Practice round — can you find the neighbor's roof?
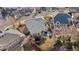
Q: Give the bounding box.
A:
[5,29,25,37]
[0,33,20,46]
[54,13,70,24]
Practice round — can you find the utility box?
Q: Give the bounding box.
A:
[0,33,23,51]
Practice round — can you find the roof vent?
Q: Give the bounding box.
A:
[55,21,60,25]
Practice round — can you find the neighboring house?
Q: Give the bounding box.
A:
[4,28,25,37]
[53,13,71,36]
[0,28,25,51]
[0,32,23,51]
[53,13,70,26]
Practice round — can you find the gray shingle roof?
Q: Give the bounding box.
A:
[25,18,48,35]
[0,33,22,50]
